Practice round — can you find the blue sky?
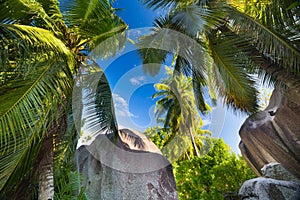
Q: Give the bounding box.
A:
[95,0,248,154]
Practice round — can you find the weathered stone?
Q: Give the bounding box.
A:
[76,129,178,200]
[239,87,300,179]
[238,177,300,200]
[261,163,300,184]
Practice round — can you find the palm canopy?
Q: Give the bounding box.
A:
[153,67,211,159]
[139,0,300,114]
[0,0,126,197]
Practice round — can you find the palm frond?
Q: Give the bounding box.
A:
[74,59,118,146]
[0,0,60,32]
[164,102,177,129]
[35,0,63,20]
[171,5,225,36]
[0,24,74,79]
[208,32,258,114]
[141,0,180,10]
[90,30,127,60]
[65,0,127,50]
[205,64,218,104]
[0,60,73,194]
[137,18,171,76]
[155,98,173,119]
[66,0,112,23]
[138,15,207,76]
[216,25,281,88]
[227,3,300,76]
[192,73,208,113]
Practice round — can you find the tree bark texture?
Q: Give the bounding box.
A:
[38,132,54,200]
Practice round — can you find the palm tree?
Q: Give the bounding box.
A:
[153,67,210,160]
[0,0,126,199]
[139,0,300,178]
[139,0,300,113]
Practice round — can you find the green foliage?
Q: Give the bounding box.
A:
[54,168,88,200]
[53,114,87,199]
[146,127,256,199]
[174,138,256,200]
[145,124,209,162]
[0,0,127,197]
[140,0,300,114]
[144,126,169,149]
[151,67,211,160]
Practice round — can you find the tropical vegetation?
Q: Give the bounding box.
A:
[174,137,256,200]
[0,0,126,199]
[139,0,300,114]
[146,128,256,199]
[141,0,299,197]
[152,67,210,160]
[0,0,299,199]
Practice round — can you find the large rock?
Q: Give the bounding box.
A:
[238,177,300,200]
[239,162,300,199]
[261,163,300,184]
[239,87,300,179]
[76,129,178,199]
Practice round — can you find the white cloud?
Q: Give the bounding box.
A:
[113,93,137,118]
[129,76,146,85]
[203,119,212,126]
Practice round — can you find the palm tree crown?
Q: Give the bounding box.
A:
[153,67,211,160]
[139,0,300,114]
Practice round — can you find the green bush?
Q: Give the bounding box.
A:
[174,138,256,200]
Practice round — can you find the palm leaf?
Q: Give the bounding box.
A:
[137,15,207,76]
[141,0,181,10]
[65,0,127,50]
[171,5,225,36]
[0,24,74,77]
[0,61,73,194]
[192,73,208,113]
[73,60,118,147]
[138,47,169,76]
[0,0,60,32]
[228,4,300,76]
[90,30,127,60]
[35,0,63,20]
[137,17,172,76]
[208,32,258,114]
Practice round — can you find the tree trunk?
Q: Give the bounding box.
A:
[188,127,201,157]
[38,128,55,200]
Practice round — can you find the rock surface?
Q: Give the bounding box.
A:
[239,87,300,179]
[76,129,178,200]
[238,177,300,200]
[261,163,300,184]
[239,163,300,200]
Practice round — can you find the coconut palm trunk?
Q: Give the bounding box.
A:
[38,139,54,200]
[188,127,200,157]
